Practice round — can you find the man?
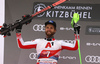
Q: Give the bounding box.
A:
[16,20,80,64]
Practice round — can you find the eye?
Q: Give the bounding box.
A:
[50,27,53,29]
[47,27,49,29]
[45,26,49,29]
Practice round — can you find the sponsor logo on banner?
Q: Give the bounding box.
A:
[85,55,100,63]
[86,42,100,46]
[29,52,76,60]
[63,40,75,44]
[33,24,45,32]
[33,24,74,32]
[86,26,100,35]
[59,56,76,60]
[32,2,100,21]
[29,52,37,60]
[34,3,46,17]
[60,27,74,31]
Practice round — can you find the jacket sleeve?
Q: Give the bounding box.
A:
[16,33,37,49]
[61,34,79,50]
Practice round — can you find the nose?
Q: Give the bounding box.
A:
[47,28,51,31]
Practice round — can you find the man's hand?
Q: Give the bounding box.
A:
[15,19,23,33]
[74,23,81,34]
[15,14,32,33]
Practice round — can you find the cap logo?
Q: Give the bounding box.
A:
[48,20,54,23]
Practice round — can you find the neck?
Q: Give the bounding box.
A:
[45,36,55,41]
[46,35,54,38]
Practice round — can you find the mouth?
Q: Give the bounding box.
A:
[47,31,51,34]
[46,31,52,35]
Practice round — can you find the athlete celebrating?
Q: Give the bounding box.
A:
[16,20,80,64]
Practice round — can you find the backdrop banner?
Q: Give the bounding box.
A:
[4,1,100,64]
[33,2,100,21]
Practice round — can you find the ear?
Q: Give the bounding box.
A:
[54,29,56,33]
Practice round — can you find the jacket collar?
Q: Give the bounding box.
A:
[45,37,55,41]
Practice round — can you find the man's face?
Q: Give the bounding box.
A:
[45,24,56,38]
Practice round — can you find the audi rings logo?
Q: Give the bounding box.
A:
[85,55,100,63]
[29,52,37,60]
[34,3,46,17]
[33,24,45,32]
[61,40,75,44]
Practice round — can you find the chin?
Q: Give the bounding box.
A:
[46,34,52,37]
[47,34,52,37]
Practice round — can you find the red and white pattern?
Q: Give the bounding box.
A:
[16,33,78,64]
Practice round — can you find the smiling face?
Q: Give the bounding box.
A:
[45,24,56,38]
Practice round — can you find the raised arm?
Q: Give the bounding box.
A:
[61,35,78,50]
[16,33,37,49]
[15,17,37,49]
[61,23,80,50]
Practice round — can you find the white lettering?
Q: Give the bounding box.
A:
[46,11,51,17]
[88,12,91,19]
[54,6,75,10]
[65,11,69,18]
[86,43,100,46]
[44,11,91,19]
[76,6,92,10]
[59,11,64,18]
[52,11,54,17]
[55,11,59,17]
[83,12,87,18]
[59,56,76,59]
